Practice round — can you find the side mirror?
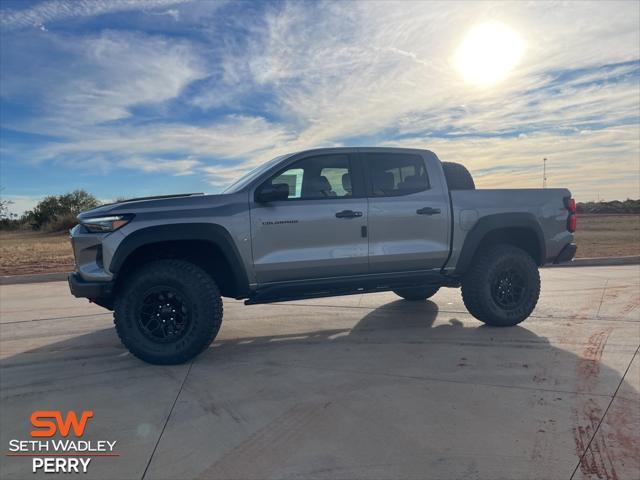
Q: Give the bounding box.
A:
[255,183,289,203]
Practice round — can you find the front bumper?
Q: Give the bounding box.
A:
[68,272,114,299]
[553,243,577,264]
[68,224,116,283]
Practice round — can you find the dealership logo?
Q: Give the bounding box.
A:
[31,411,94,437]
[6,411,118,474]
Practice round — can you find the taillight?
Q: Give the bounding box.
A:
[565,197,577,232]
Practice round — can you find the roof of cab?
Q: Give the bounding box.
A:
[288,146,437,157]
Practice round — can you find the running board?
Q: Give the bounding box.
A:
[245,271,460,305]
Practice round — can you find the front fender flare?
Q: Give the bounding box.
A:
[109,223,250,297]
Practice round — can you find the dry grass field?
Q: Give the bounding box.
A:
[0,230,74,276]
[0,214,638,276]
[574,214,640,258]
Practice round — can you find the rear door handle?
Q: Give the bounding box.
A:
[335,210,363,218]
[416,207,441,215]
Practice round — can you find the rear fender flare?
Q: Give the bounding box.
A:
[454,213,546,275]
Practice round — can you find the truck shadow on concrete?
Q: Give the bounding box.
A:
[0,299,638,479]
[210,300,558,359]
[198,300,638,480]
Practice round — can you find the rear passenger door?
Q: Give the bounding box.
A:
[364,151,451,273]
[250,153,368,284]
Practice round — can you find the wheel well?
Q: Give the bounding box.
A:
[114,240,241,298]
[476,227,543,265]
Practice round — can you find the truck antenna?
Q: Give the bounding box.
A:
[543,158,547,188]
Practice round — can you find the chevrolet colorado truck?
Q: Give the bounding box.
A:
[68,147,577,364]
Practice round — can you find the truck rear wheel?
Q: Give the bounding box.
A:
[393,286,440,301]
[461,244,540,327]
[114,259,222,365]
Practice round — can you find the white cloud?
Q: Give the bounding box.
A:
[55,31,204,126]
[1,31,208,142]
[0,0,189,30]
[187,0,639,197]
[120,157,201,176]
[230,1,639,143]
[29,115,293,163]
[148,8,180,21]
[1,1,638,200]
[389,125,640,201]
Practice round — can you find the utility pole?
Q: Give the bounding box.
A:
[543,157,547,188]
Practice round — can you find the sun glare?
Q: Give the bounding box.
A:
[454,21,524,87]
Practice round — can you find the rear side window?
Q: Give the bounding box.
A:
[366,153,430,196]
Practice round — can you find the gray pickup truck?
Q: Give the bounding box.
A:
[68,147,576,364]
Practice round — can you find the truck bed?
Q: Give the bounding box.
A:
[444,188,573,272]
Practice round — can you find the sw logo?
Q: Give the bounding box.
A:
[31,410,94,437]
[7,410,118,474]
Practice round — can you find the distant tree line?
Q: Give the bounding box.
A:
[576,198,640,214]
[0,190,99,232]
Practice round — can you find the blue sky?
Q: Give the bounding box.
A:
[1,0,639,214]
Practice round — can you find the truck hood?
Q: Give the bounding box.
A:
[77,192,239,221]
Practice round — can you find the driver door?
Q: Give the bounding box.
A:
[250,153,368,284]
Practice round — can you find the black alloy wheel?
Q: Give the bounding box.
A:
[138,287,191,342]
[490,268,526,310]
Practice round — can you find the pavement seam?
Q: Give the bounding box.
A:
[141,361,194,480]
[595,279,608,318]
[0,312,112,325]
[569,343,640,480]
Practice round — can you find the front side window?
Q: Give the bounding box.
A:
[264,154,353,200]
[367,153,430,196]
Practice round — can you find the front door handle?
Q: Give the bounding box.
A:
[336,210,363,218]
[416,207,441,215]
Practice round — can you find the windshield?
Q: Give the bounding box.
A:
[222,154,291,193]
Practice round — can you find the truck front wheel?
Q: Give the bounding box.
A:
[461,244,540,327]
[114,259,223,364]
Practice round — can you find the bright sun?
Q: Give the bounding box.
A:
[454,21,524,87]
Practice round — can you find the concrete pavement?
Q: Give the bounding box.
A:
[1,266,638,479]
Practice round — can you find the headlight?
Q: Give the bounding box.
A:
[81,214,133,233]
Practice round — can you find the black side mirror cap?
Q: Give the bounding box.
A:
[255,183,289,203]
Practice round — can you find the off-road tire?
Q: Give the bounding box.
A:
[114,259,222,364]
[442,162,475,190]
[461,244,540,326]
[393,286,440,301]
